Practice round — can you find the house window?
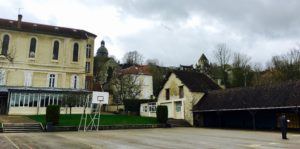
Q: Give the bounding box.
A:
[86,44,91,58]
[165,88,170,100]
[85,62,90,73]
[179,85,184,98]
[48,74,56,88]
[149,102,156,113]
[24,71,32,87]
[71,75,79,89]
[85,78,92,90]
[53,40,59,60]
[1,34,10,55]
[0,70,6,85]
[143,105,148,112]
[176,102,182,112]
[73,43,79,62]
[29,38,36,58]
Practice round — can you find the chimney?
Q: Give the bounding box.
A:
[17,14,22,28]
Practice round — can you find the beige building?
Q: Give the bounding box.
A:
[120,65,154,100]
[155,71,220,125]
[0,15,96,115]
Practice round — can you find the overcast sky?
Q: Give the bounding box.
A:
[0,0,299,67]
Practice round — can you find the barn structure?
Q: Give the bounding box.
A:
[193,81,300,130]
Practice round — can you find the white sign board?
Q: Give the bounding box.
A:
[92,92,109,104]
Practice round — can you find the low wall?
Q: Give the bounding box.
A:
[106,105,124,112]
[140,111,156,117]
[51,124,166,132]
[8,107,92,115]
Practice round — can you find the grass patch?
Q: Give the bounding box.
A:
[27,114,158,126]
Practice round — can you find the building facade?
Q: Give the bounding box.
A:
[156,71,220,125]
[0,15,96,115]
[120,65,154,100]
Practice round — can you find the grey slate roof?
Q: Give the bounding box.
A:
[0,18,96,39]
[173,71,221,92]
[193,81,300,112]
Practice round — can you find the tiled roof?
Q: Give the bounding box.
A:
[173,71,221,92]
[0,17,96,39]
[193,81,300,112]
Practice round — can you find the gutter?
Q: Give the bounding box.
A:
[193,106,299,113]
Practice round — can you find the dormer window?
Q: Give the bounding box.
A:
[73,43,79,62]
[52,40,59,60]
[29,38,36,58]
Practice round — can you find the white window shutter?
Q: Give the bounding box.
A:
[24,71,33,87]
[0,70,6,85]
[70,75,73,88]
[54,74,58,87]
[77,76,80,89]
[47,74,50,87]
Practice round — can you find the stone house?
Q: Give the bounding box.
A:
[156,71,220,125]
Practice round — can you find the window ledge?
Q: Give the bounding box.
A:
[51,60,59,63]
[28,58,35,61]
[71,61,79,64]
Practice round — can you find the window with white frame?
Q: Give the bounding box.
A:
[86,44,91,58]
[142,105,148,112]
[149,102,156,113]
[48,74,56,88]
[71,75,80,89]
[24,71,32,87]
[0,70,6,85]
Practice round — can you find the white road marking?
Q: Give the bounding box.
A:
[291,134,300,137]
[4,135,20,149]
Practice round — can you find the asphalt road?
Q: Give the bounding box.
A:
[1,128,300,149]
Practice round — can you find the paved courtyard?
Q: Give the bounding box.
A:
[1,128,300,149]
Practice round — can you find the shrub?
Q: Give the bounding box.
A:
[123,99,155,113]
[46,105,60,125]
[156,105,168,124]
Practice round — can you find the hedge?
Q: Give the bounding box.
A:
[46,105,60,125]
[156,105,168,124]
[123,99,155,113]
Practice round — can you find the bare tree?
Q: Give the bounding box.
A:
[111,68,142,110]
[231,52,252,87]
[123,51,144,65]
[213,43,232,87]
[271,47,300,81]
[146,58,160,66]
[232,53,251,69]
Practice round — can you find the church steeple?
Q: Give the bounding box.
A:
[101,40,105,47]
[96,40,108,57]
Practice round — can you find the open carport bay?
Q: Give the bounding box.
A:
[1,128,300,149]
